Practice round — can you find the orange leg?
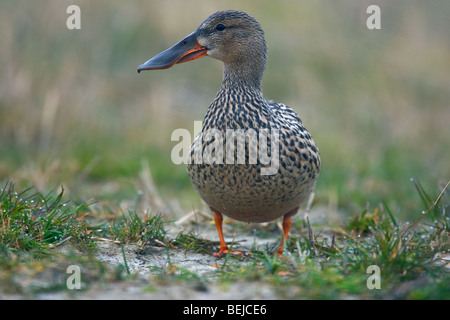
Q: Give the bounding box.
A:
[213,211,246,258]
[276,214,293,256]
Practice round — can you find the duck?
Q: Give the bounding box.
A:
[138,10,320,257]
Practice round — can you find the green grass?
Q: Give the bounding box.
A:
[0,181,95,257]
[172,232,219,255]
[0,181,168,294]
[0,181,113,295]
[110,210,166,246]
[153,180,449,299]
[208,186,449,299]
[0,179,448,299]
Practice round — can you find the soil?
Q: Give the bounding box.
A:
[1,214,295,300]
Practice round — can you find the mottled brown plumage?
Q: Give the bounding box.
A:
[138,10,320,256]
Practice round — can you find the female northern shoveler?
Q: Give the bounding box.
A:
[138,10,320,257]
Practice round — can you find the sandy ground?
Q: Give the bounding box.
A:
[2,207,448,300]
[1,215,294,300]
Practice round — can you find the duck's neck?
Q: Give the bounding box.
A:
[222,61,264,92]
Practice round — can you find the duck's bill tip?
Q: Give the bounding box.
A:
[137,61,171,73]
[137,32,207,73]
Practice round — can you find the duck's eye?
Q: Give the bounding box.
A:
[215,24,226,31]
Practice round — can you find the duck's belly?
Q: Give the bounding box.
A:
[187,161,318,223]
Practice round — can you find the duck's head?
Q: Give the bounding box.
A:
[138,10,267,88]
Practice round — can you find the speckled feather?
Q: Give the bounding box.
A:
[187,78,320,222]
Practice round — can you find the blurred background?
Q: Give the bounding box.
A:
[0,0,449,220]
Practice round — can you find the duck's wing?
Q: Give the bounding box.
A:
[268,101,306,132]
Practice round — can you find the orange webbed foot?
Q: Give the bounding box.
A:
[212,211,250,258]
